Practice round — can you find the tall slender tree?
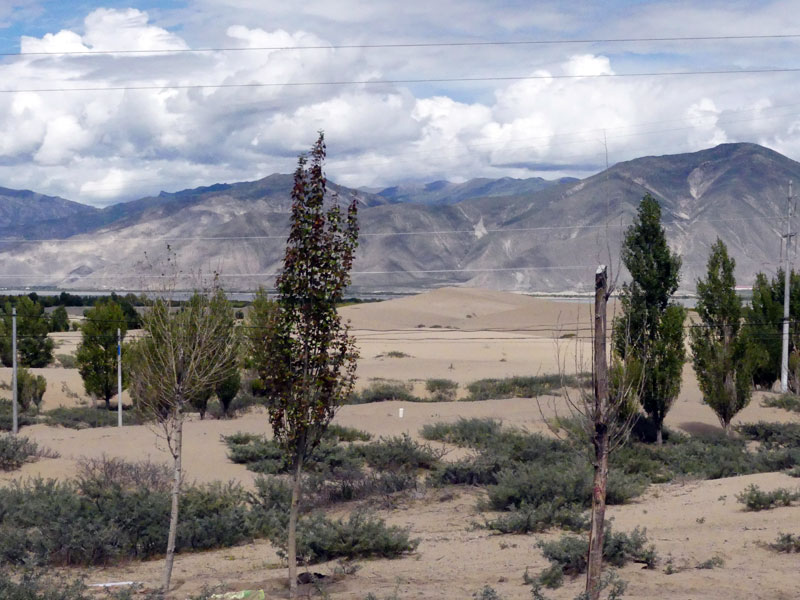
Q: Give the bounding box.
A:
[253,133,359,598]
[690,239,756,434]
[613,194,686,443]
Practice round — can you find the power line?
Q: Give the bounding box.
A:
[4,66,800,94]
[10,32,800,57]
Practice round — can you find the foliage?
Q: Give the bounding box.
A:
[420,417,503,447]
[76,300,128,409]
[358,434,442,471]
[613,194,685,443]
[49,306,70,333]
[736,484,800,511]
[745,269,800,388]
[425,378,458,401]
[348,380,421,404]
[769,532,800,553]
[762,394,800,412]
[736,421,800,449]
[690,239,757,433]
[465,374,576,401]
[484,503,588,534]
[16,367,47,412]
[56,353,77,369]
[327,423,372,442]
[0,399,35,431]
[42,406,147,429]
[215,369,242,417]
[535,528,656,588]
[0,569,91,600]
[0,297,54,367]
[0,434,57,471]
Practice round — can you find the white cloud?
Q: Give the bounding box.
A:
[0,4,799,204]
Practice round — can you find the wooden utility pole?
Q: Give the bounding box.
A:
[586,265,610,600]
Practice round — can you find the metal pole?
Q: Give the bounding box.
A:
[11,307,17,434]
[781,181,794,393]
[117,328,122,427]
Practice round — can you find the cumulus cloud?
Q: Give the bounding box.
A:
[0,4,798,204]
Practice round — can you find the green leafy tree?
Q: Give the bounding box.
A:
[690,239,756,435]
[215,369,241,417]
[49,306,70,332]
[16,367,46,412]
[128,285,239,594]
[76,301,128,410]
[0,297,55,367]
[254,133,359,598]
[745,269,800,389]
[613,194,686,444]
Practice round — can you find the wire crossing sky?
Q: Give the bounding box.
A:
[0,1,799,205]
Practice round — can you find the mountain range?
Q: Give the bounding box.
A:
[0,142,797,294]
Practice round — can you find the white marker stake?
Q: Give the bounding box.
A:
[398,407,404,419]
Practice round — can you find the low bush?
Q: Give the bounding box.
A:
[348,380,421,404]
[737,422,800,449]
[0,434,58,471]
[358,434,443,471]
[76,455,172,493]
[484,503,588,534]
[0,569,90,600]
[428,454,507,487]
[769,532,800,553]
[42,406,148,429]
[762,394,800,413]
[535,528,656,588]
[736,484,800,511]
[225,434,363,475]
[55,354,78,369]
[16,368,46,412]
[0,399,35,431]
[327,424,372,442]
[421,418,503,447]
[305,470,418,506]
[425,379,458,402]
[465,375,571,401]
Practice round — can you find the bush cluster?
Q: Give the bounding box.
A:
[464,375,575,401]
[42,406,149,429]
[0,434,57,471]
[769,532,800,553]
[737,421,800,449]
[347,380,421,404]
[762,394,800,413]
[736,484,800,511]
[425,379,458,402]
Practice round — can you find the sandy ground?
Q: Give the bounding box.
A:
[2,287,800,599]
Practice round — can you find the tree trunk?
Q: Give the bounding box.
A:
[586,265,609,600]
[288,455,303,598]
[656,424,663,445]
[163,417,183,594]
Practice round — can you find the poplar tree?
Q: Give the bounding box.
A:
[613,194,685,443]
[255,132,359,598]
[690,239,755,434]
[76,300,128,409]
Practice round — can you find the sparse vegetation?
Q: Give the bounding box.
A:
[348,380,421,404]
[768,532,800,553]
[42,406,148,429]
[736,484,800,511]
[425,378,458,401]
[55,354,77,369]
[0,434,58,471]
[762,394,800,413]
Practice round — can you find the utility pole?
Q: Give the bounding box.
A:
[586,265,610,600]
[11,307,17,434]
[117,327,123,428]
[781,181,795,393]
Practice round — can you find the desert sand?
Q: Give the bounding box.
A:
[2,287,799,599]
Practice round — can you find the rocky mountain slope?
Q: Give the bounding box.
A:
[0,142,796,293]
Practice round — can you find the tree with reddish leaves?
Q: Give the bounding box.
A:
[256,132,359,597]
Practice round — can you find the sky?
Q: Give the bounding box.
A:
[0,0,799,206]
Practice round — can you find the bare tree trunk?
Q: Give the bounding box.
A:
[656,424,663,445]
[163,417,183,594]
[288,455,304,599]
[586,266,610,600]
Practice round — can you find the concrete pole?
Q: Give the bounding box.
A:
[11,307,17,434]
[117,328,123,427]
[781,181,794,393]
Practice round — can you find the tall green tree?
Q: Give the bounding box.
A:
[49,306,70,332]
[613,194,686,444]
[690,239,756,435]
[76,301,128,409]
[745,269,800,388]
[254,133,359,598]
[128,286,238,594]
[0,297,55,367]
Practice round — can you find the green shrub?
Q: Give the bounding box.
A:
[348,380,421,404]
[385,351,411,358]
[16,367,46,412]
[327,424,372,442]
[56,354,78,369]
[42,406,147,429]
[225,434,363,475]
[425,379,458,402]
[0,434,57,471]
[536,528,656,588]
[428,454,507,487]
[358,433,442,471]
[305,470,418,506]
[696,555,725,569]
[0,399,35,431]
[472,586,502,600]
[420,418,502,447]
[484,503,588,534]
[769,532,800,553]
[737,422,800,449]
[76,455,172,493]
[762,394,800,413]
[290,511,418,564]
[465,375,572,401]
[0,569,90,600]
[736,484,800,511]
